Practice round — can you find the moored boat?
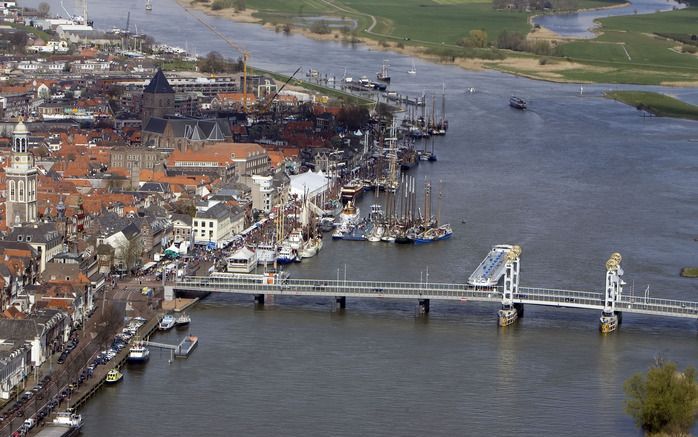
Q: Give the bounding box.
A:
[158,314,175,330]
[175,335,199,358]
[276,244,298,264]
[128,342,150,362]
[52,411,83,430]
[256,242,277,265]
[377,60,391,83]
[300,236,323,258]
[105,369,123,384]
[175,312,191,328]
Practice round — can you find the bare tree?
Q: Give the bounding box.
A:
[38,2,50,17]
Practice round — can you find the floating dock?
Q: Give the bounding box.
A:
[467,244,513,287]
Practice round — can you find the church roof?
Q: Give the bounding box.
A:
[143,69,175,94]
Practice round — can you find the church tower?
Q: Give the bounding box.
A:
[6,120,38,228]
[141,69,175,128]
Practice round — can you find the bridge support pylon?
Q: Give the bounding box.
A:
[254,294,265,306]
[498,245,522,327]
[600,252,624,333]
[416,299,430,316]
[335,296,346,310]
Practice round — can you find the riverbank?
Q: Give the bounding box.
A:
[605,90,698,120]
[175,0,698,87]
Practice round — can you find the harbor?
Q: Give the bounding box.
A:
[15,0,698,435]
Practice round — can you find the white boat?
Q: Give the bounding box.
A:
[367,225,385,242]
[408,59,416,75]
[175,312,191,328]
[300,236,323,258]
[158,314,175,330]
[145,0,152,10]
[128,342,150,362]
[256,243,277,265]
[276,244,297,264]
[337,201,360,225]
[53,412,83,429]
[286,229,304,251]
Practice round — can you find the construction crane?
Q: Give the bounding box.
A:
[179,6,252,112]
[261,67,302,112]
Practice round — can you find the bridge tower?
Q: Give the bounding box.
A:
[600,252,624,333]
[498,245,522,327]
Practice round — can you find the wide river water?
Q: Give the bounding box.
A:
[25,0,698,435]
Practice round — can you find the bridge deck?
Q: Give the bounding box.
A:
[172,276,698,320]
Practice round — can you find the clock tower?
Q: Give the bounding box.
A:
[6,120,38,227]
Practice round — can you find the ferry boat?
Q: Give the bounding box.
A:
[52,411,83,430]
[175,313,191,328]
[175,335,198,358]
[105,369,123,384]
[158,314,176,330]
[498,306,518,327]
[128,342,150,362]
[509,96,527,110]
[599,311,619,333]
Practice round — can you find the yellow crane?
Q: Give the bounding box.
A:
[180,6,252,112]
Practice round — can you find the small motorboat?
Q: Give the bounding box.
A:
[158,314,175,330]
[175,313,191,328]
[105,369,123,384]
[509,96,527,110]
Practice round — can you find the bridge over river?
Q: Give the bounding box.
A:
[165,250,698,332]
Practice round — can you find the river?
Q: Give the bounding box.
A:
[533,0,685,38]
[23,0,698,435]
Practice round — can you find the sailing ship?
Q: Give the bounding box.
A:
[407,59,416,75]
[376,60,391,82]
[145,0,152,10]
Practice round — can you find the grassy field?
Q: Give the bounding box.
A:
[605,91,698,120]
[199,0,698,86]
[680,267,698,278]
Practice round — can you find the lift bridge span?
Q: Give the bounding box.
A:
[165,248,698,331]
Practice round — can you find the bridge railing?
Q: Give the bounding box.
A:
[617,296,698,317]
[174,276,698,318]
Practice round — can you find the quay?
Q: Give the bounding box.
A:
[61,316,160,411]
[167,249,698,333]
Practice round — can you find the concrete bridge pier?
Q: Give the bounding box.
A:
[254,294,265,306]
[417,299,430,316]
[334,296,346,311]
[514,303,524,318]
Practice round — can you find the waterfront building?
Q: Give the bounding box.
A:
[193,203,245,248]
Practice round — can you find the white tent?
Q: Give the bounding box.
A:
[289,170,330,199]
